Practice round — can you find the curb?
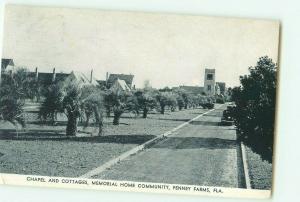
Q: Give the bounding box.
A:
[79,105,223,178]
[240,142,252,189]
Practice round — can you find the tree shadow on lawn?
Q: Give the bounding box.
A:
[27,121,130,126]
[189,120,221,126]
[147,118,192,122]
[202,114,222,117]
[0,130,155,145]
[152,137,237,150]
[191,112,204,115]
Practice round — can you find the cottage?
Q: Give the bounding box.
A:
[106,73,134,89]
[97,72,135,91]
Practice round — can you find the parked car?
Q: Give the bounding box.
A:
[201,102,214,109]
[220,106,234,126]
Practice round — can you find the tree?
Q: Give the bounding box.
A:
[226,87,233,102]
[174,89,191,109]
[230,56,277,162]
[62,79,82,136]
[105,90,133,125]
[173,89,186,110]
[126,92,140,117]
[176,95,185,110]
[0,68,28,135]
[135,90,157,118]
[81,86,105,135]
[39,83,64,125]
[190,95,200,108]
[156,92,177,114]
[215,94,225,104]
[182,91,191,109]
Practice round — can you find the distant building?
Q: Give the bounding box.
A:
[97,72,134,91]
[1,58,98,88]
[1,58,14,73]
[204,69,216,96]
[36,68,70,87]
[172,68,227,96]
[106,73,134,88]
[177,85,204,95]
[110,78,131,94]
[66,70,98,86]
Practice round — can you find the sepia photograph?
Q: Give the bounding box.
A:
[0,4,279,199]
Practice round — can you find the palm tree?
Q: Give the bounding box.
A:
[104,90,133,125]
[0,68,27,136]
[62,80,82,136]
[39,83,64,125]
[135,90,157,118]
[81,86,105,135]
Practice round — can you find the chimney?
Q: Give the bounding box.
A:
[35,67,38,81]
[90,69,93,83]
[52,68,56,82]
[106,72,109,85]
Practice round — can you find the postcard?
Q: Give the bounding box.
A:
[0,4,280,199]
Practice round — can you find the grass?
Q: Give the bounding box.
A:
[245,146,273,190]
[0,140,135,177]
[0,107,207,177]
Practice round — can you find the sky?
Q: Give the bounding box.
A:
[2,5,280,88]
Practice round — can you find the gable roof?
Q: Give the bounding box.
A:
[67,71,98,86]
[37,72,70,86]
[110,78,131,93]
[107,73,134,87]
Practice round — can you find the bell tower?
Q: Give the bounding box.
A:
[204,68,215,96]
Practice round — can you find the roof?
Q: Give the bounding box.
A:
[179,85,204,95]
[55,73,70,82]
[37,73,54,85]
[205,69,215,73]
[107,73,134,87]
[36,72,70,86]
[110,78,131,92]
[97,80,106,86]
[68,71,98,86]
[4,65,15,72]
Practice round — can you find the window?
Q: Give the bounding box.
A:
[207,74,213,80]
[207,85,211,91]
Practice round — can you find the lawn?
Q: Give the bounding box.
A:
[0,107,208,177]
[245,146,273,190]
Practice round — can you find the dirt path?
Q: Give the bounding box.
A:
[92,105,242,188]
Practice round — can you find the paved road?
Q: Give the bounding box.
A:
[93,104,243,188]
